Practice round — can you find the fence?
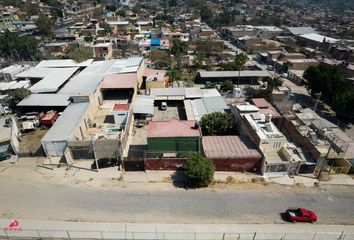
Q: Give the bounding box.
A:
[1,229,353,240]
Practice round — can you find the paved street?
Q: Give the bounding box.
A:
[0,165,354,224]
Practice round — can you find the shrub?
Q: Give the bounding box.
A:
[184,154,215,188]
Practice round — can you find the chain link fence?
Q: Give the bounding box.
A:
[1,229,353,240]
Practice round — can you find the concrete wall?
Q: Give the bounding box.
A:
[278,118,320,161]
[146,80,165,89]
[94,138,121,160]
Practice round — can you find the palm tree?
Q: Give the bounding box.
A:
[234,53,248,87]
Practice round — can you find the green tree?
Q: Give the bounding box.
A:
[171,39,187,69]
[106,4,117,12]
[0,31,42,61]
[169,0,177,7]
[244,78,283,102]
[304,63,354,118]
[168,69,182,87]
[171,38,187,56]
[67,46,93,63]
[220,80,234,92]
[200,5,213,24]
[84,35,94,42]
[234,53,248,86]
[5,88,31,109]
[200,112,238,136]
[184,154,215,188]
[35,13,55,35]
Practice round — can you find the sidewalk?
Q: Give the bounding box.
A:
[1,219,354,240]
[266,174,354,187]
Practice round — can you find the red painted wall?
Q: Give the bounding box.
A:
[144,158,186,170]
[212,158,262,173]
[144,157,262,173]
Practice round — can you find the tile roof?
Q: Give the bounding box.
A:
[202,136,262,159]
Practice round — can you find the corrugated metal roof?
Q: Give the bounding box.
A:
[100,73,137,89]
[59,57,143,96]
[30,67,79,93]
[42,102,89,142]
[201,88,222,98]
[198,70,270,78]
[202,96,229,113]
[191,99,207,121]
[287,27,316,35]
[8,80,30,90]
[147,119,201,138]
[0,81,17,91]
[35,59,93,68]
[202,136,262,159]
[15,67,55,79]
[133,95,154,115]
[17,94,71,107]
[58,61,115,96]
[183,100,195,121]
[299,33,339,43]
[185,87,203,99]
[150,88,186,97]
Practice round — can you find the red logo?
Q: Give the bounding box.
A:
[4,220,22,232]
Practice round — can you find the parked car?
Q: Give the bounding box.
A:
[281,73,288,78]
[160,102,167,111]
[267,65,274,71]
[286,208,317,223]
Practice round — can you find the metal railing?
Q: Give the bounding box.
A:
[1,229,352,240]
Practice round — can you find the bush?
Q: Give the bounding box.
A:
[184,154,215,188]
[200,112,238,136]
[220,80,234,92]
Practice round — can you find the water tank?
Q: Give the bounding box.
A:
[265,113,272,123]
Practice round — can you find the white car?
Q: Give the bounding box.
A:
[281,73,288,78]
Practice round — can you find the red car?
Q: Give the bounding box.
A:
[286,208,317,223]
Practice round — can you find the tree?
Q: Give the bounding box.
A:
[5,88,31,109]
[220,80,234,92]
[234,53,248,87]
[244,78,283,102]
[199,112,238,136]
[171,38,187,57]
[106,4,117,12]
[168,69,182,87]
[169,0,177,7]
[35,13,55,35]
[84,35,94,42]
[304,63,354,118]
[184,154,215,188]
[0,31,42,61]
[67,46,93,63]
[171,39,187,69]
[151,50,171,69]
[200,5,213,24]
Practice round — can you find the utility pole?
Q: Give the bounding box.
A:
[318,140,333,181]
[313,92,322,113]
